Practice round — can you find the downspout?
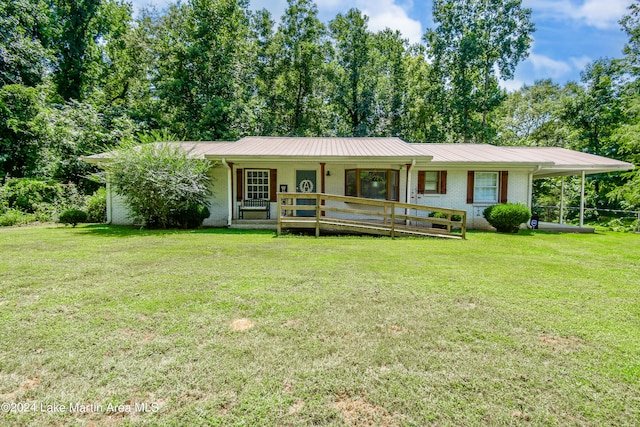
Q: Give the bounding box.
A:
[406,160,416,226]
[406,160,416,204]
[222,158,233,227]
[106,181,113,224]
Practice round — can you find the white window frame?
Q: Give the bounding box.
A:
[474,172,499,204]
[423,171,440,193]
[245,169,270,200]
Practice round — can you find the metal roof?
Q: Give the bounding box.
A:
[192,136,429,159]
[409,143,544,164]
[502,147,634,177]
[82,138,634,177]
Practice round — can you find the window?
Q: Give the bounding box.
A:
[467,171,508,204]
[245,169,270,200]
[418,171,447,194]
[474,172,498,203]
[345,169,400,201]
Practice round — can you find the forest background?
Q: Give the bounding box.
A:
[1,0,639,227]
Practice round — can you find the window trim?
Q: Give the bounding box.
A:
[345,169,400,201]
[473,171,499,204]
[418,171,447,194]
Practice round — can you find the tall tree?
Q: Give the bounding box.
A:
[0,0,53,88]
[371,29,408,137]
[52,0,133,102]
[424,0,534,142]
[151,0,251,140]
[562,59,627,157]
[561,59,632,212]
[495,79,572,147]
[620,0,640,75]
[0,85,43,178]
[269,0,331,136]
[329,8,376,136]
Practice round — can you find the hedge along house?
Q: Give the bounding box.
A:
[84,136,634,231]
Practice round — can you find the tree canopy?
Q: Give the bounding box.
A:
[0,0,637,214]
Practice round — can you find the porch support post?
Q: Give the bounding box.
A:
[560,176,565,224]
[527,172,533,210]
[228,161,234,221]
[320,162,326,217]
[580,170,586,228]
[222,159,233,226]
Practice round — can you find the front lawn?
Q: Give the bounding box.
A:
[0,225,638,425]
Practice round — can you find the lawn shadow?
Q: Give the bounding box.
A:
[73,224,276,238]
[466,229,557,237]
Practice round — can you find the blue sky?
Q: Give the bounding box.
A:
[131,0,632,91]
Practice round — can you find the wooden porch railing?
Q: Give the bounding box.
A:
[277,193,466,239]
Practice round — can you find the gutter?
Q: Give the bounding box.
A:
[221,158,233,227]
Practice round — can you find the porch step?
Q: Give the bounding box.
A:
[231,220,277,230]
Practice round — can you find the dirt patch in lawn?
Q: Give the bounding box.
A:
[1,376,41,401]
[540,333,582,351]
[231,318,254,331]
[288,398,305,415]
[332,394,399,427]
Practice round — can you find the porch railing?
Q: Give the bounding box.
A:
[276,193,466,239]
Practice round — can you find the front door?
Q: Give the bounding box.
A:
[296,170,317,217]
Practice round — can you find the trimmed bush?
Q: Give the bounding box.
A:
[483,203,531,233]
[86,188,107,223]
[59,209,88,227]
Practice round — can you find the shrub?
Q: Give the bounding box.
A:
[170,204,210,229]
[483,203,531,233]
[86,188,107,223]
[106,136,213,229]
[59,209,88,227]
[0,178,60,213]
[0,209,34,227]
[0,178,85,223]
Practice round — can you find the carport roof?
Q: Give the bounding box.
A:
[502,147,634,177]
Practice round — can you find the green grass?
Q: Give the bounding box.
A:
[0,225,638,426]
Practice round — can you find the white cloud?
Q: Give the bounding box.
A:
[529,52,573,78]
[360,0,423,44]
[570,55,592,71]
[250,0,288,18]
[500,78,527,92]
[525,0,629,29]
[132,0,424,44]
[317,0,424,44]
[131,0,173,14]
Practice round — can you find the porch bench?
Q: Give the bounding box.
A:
[239,199,271,219]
